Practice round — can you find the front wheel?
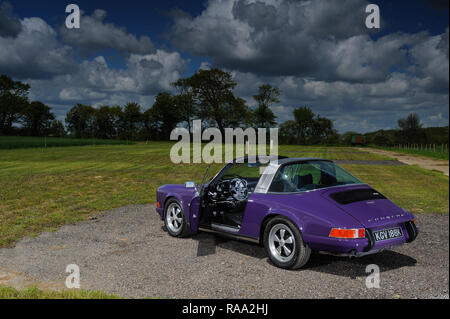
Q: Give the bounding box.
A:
[164,199,189,237]
[263,217,311,270]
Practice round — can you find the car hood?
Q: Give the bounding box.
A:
[321,185,414,228]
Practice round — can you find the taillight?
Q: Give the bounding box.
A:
[329,228,365,239]
[156,202,160,208]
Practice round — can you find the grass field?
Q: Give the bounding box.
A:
[0,136,134,149]
[0,285,120,299]
[371,145,449,160]
[0,142,448,249]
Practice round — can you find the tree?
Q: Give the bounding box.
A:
[65,104,97,138]
[293,106,315,144]
[21,101,55,136]
[398,113,422,131]
[222,96,252,128]
[310,115,335,144]
[177,69,248,136]
[172,78,198,133]
[119,102,143,140]
[397,113,425,143]
[0,74,30,135]
[148,92,183,140]
[373,131,395,146]
[95,105,122,139]
[173,93,197,133]
[252,84,279,128]
[279,120,299,145]
[47,120,66,137]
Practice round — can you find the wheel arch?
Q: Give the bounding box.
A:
[163,195,182,215]
[259,211,304,245]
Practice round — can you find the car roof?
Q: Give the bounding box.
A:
[230,156,331,165]
[230,155,287,164]
[277,157,332,165]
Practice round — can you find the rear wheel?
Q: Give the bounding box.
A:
[263,217,311,269]
[164,199,189,237]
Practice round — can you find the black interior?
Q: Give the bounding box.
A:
[269,167,339,193]
[294,173,313,188]
[200,176,255,228]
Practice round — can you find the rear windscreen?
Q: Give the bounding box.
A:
[329,188,386,205]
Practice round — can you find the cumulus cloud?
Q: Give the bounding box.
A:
[27,49,188,118]
[0,17,78,78]
[168,0,448,132]
[170,0,406,81]
[1,1,447,133]
[0,3,186,116]
[0,2,21,37]
[65,50,187,95]
[229,68,448,132]
[59,9,155,55]
[170,0,448,87]
[409,28,449,93]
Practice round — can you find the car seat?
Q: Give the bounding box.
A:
[295,173,313,188]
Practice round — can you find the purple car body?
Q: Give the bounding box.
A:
[156,157,418,268]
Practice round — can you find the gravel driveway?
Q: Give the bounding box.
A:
[0,205,448,299]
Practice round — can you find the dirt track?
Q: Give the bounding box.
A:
[0,205,448,299]
[362,148,449,176]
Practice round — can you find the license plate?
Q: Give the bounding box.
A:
[373,227,403,242]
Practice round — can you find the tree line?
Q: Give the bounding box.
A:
[0,75,64,137]
[0,70,337,144]
[2,71,446,146]
[364,113,449,146]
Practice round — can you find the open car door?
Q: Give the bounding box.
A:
[187,164,211,234]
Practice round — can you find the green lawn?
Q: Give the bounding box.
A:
[0,136,134,149]
[0,142,448,248]
[0,286,120,299]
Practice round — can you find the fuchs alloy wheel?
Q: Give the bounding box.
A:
[263,217,311,270]
[164,199,189,237]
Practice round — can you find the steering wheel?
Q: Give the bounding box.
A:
[229,178,249,201]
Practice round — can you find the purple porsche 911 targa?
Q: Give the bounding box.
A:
[156,156,418,269]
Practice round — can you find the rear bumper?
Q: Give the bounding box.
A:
[306,220,419,257]
[404,220,419,243]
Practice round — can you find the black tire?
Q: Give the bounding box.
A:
[263,216,311,270]
[164,198,190,237]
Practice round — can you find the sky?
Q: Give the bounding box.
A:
[0,0,448,133]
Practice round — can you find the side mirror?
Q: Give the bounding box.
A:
[185,181,196,188]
